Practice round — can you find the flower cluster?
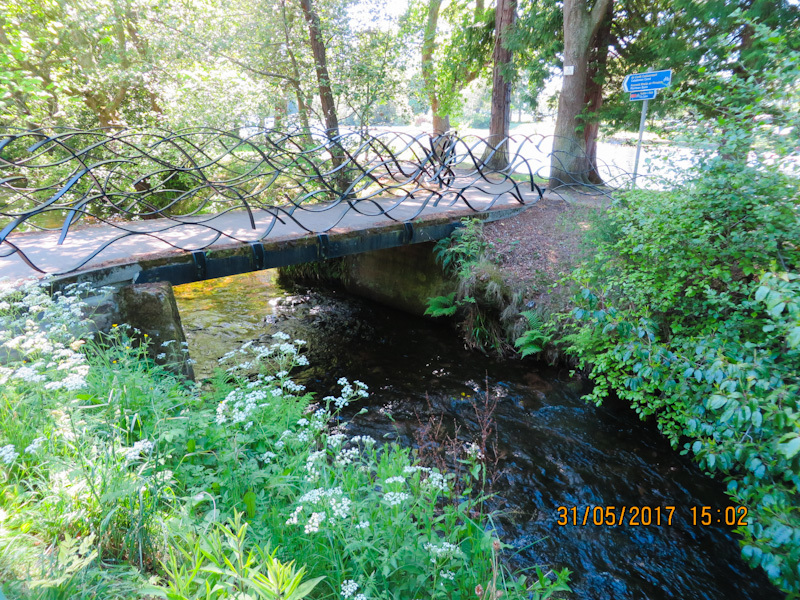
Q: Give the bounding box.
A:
[125,440,155,461]
[423,541,462,563]
[0,279,95,392]
[324,378,369,410]
[340,580,367,600]
[218,334,309,373]
[25,437,46,454]
[383,491,410,507]
[0,444,19,465]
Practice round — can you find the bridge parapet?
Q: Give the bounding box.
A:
[0,128,628,283]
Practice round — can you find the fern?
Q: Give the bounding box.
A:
[515,310,551,357]
[424,293,458,317]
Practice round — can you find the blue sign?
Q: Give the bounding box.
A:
[630,89,657,101]
[623,69,672,93]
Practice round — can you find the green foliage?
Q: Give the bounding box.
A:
[514,311,552,358]
[163,513,322,600]
[423,292,458,317]
[426,218,526,354]
[561,144,800,594]
[0,280,569,599]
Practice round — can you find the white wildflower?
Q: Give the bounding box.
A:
[424,541,461,563]
[424,472,449,492]
[403,465,431,475]
[304,511,326,533]
[125,440,155,461]
[25,437,46,454]
[384,476,405,485]
[286,505,303,525]
[383,491,410,506]
[335,447,359,466]
[355,520,370,529]
[0,444,19,465]
[329,495,352,519]
[341,580,359,599]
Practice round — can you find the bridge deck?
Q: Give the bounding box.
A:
[0,174,539,286]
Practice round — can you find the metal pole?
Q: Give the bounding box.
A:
[632,66,653,188]
[632,98,648,188]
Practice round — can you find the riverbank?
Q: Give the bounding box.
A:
[483,192,606,315]
[485,161,800,598]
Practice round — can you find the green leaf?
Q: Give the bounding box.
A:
[754,285,770,302]
[778,436,800,459]
[708,395,727,410]
[787,327,800,349]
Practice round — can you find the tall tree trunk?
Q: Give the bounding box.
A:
[280,0,312,142]
[299,0,339,137]
[422,0,449,134]
[298,0,347,192]
[549,0,613,188]
[583,1,613,184]
[482,0,516,171]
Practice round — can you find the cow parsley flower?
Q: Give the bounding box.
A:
[25,437,45,454]
[383,491,410,506]
[125,440,154,461]
[304,511,326,533]
[341,580,359,599]
[0,444,19,465]
[286,505,303,525]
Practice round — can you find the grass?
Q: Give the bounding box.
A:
[0,279,570,600]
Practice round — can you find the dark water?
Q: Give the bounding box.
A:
[174,271,781,600]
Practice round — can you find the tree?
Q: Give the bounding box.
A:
[549,0,613,187]
[412,0,494,134]
[299,0,341,138]
[0,0,162,128]
[482,0,517,170]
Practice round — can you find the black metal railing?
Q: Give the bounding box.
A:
[0,127,633,275]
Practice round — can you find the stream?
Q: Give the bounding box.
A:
[174,270,781,600]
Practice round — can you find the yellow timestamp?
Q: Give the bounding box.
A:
[556,505,676,526]
[690,506,749,526]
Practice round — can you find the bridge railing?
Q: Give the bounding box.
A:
[0,127,648,275]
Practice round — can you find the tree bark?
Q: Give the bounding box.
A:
[583,1,613,184]
[422,0,449,134]
[482,0,516,170]
[299,0,340,137]
[549,0,613,188]
[298,0,347,192]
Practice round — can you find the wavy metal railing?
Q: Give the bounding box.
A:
[0,127,631,276]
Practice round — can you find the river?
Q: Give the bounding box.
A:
[174,270,780,600]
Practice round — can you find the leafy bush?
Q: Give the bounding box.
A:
[561,156,800,594]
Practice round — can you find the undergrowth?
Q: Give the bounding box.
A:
[425,218,536,355]
[0,277,570,600]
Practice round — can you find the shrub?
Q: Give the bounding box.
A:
[561,156,800,594]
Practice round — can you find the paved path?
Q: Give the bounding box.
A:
[0,174,540,282]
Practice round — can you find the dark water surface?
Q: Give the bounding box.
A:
[174,271,780,600]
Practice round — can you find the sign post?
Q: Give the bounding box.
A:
[623,68,672,187]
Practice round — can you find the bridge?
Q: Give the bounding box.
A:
[0,128,621,289]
